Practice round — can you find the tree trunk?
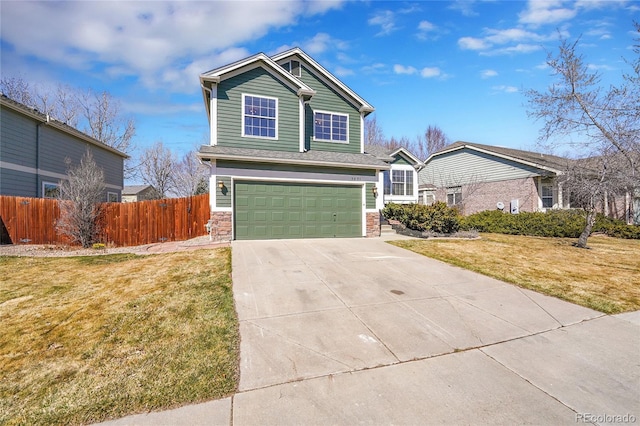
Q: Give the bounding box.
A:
[576,210,596,248]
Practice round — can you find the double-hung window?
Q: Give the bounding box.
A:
[243,94,277,139]
[314,111,348,143]
[390,170,414,196]
[447,187,462,206]
[541,181,554,208]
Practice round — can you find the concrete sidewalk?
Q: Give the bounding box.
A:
[100,237,639,425]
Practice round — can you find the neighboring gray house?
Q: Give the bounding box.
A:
[197,48,388,241]
[0,95,127,201]
[418,141,571,215]
[365,145,422,204]
[122,185,158,203]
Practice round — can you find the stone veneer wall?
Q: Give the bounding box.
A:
[208,211,232,242]
[366,212,381,237]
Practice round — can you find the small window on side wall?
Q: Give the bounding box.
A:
[43,182,60,199]
[447,187,462,206]
[107,192,119,202]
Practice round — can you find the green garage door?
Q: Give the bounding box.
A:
[234,181,362,240]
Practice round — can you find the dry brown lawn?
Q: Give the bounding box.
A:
[391,233,640,314]
[0,248,238,426]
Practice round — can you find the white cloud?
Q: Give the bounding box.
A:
[481,69,498,78]
[0,1,333,94]
[303,32,348,55]
[417,20,440,40]
[334,66,354,77]
[459,27,562,55]
[362,63,387,74]
[518,0,577,27]
[420,67,441,78]
[368,10,398,36]
[393,64,417,75]
[458,37,489,50]
[492,85,519,93]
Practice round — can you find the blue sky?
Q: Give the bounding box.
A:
[1,0,637,166]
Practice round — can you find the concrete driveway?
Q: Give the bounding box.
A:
[102,237,639,425]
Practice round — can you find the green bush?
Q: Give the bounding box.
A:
[382,202,461,234]
[459,209,640,239]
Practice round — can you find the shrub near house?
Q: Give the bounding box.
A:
[382,202,460,234]
[382,202,640,239]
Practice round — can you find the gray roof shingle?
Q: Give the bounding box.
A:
[198,145,389,169]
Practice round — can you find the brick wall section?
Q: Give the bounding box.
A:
[366,212,381,237]
[208,211,232,242]
[434,177,539,215]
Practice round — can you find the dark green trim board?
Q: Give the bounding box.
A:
[234,181,362,240]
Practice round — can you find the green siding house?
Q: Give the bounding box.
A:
[0,95,127,201]
[198,48,388,241]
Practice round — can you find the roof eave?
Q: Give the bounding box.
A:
[427,143,563,175]
[197,151,390,170]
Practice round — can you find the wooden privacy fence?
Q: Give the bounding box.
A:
[0,194,211,247]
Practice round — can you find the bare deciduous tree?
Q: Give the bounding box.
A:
[79,89,135,154]
[0,76,33,106]
[526,26,640,248]
[365,114,385,147]
[172,150,209,197]
[56,151,106,248]
[138,141,176,199]
[413,125,450,161]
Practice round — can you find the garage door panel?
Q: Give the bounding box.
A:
[234,181,362,240]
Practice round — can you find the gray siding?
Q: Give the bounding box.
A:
[419,148,547,188]
[0,168,38,197]
[39,125,124,190]
[217,67,299,152]
[1,107,38,168]
[300,64,361,154]
[1,103,124,200]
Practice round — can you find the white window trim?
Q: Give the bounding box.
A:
[384,166,416,200]
[42,181,60,199]
[290,60,301,77]
[107,191,119,202]
[313,109,349,144]
[241,93,278,140]
[447,186,462,206]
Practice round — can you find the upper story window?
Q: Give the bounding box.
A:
[314,111,348,143]
[242,94,277,139]
[283,60,301,77]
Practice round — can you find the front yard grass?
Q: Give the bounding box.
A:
[390,233,640,314]
[0,249,238,426]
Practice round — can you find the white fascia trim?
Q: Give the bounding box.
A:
[426,144,562,174]
[210,85,218,146]
[375,171,384,210]
[272,48,374,113]
[389,147,422,166]
[299,96,305,152]
[1,161,122,190]
[360,113,364,154]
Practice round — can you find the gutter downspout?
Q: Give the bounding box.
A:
[35,114,50,196]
